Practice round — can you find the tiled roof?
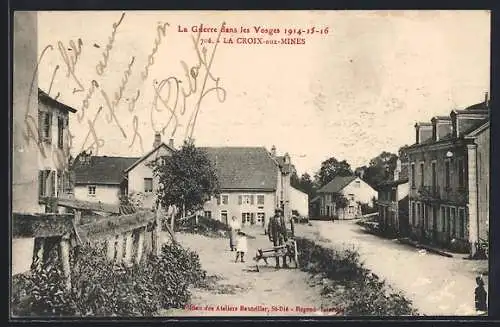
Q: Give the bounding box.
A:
[317,175,357,194]
[73,156,140,185]
[199,147,278,191]
[39,88,77,113]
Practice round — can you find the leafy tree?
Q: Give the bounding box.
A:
[359,151,398,189]
[315,157,353,187]
[153,140,220,216]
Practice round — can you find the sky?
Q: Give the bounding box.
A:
[36,10,490,176]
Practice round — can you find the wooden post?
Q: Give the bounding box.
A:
[124,231,134,264]
[59,235,71,291]
[106,237,115,261]
[115,234,124,263]
[74,210,81,225]
[135,227,145,265]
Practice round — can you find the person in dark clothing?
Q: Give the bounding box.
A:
[267,208,288,268]
[475,276,487,313]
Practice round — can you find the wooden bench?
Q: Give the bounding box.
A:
[253,239,299,272]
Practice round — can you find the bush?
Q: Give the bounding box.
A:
[11,241,206,317]
[178,216,230,238]
[296,237,417,316]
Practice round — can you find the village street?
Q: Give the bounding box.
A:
[300,220,489,316]
[159,228,334,317]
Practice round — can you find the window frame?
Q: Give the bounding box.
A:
[88,185,96,196]
[144,177,153,193]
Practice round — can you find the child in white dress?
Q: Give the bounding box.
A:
[235,231,248,263]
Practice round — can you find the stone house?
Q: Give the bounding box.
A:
[200,145,293,227]
[405,95,490,255]
[72,133,175,208]
[377,159,410,237]
[317,176,377,220]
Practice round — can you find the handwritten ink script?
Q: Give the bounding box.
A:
[23,12,227,172]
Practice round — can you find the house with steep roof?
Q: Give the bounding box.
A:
[405,93,490,256]
[200,145,292,227]
[72,133,175,208]
[317,175,377,220]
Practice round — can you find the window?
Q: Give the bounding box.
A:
[239,195,254,205]
[38,111,52,144]
[431,161,437,192]
[444,160,451,189]
[38,170,55,198]
[57,170,63,195]
[420,162,425,187]
[348,194,355,201]
[57,117,64,149]
[220,210,228,224]
[416,203,420,226]
[450,207,456,237]
[221,194,229,205]
[144,178,153,193]
[354,181,360,188]
[441,207,446,232]
[88,185,96,196]
[446,207,451,234]
[257,195,265,205]
[458,159,465,189]
[242,212,253,225]
[458,208,465,238]
[204,211,212,219]
[411,163,416,188]
[411,201,416,226]
[256,212,265,225]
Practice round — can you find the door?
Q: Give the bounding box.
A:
[221,211,228,225]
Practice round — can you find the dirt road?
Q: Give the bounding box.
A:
[160,228,336,317]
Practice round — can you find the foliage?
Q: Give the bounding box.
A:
[360,202,378,215]
[333,193,349,210]
[153,140,220,214]
[296,237,417,316]
[119,192,145,208]
[178,216,230,238]
[314,157,353,187]
[11,240,206,317]
[357,151,398,189]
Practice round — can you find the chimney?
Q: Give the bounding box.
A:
[169,138,174,148]
[414,122,433,144]
[153,132,161,149]
[271,145,276,157]
[431,116,452,142]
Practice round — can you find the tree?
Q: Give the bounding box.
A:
[359,151,398,189]
[315,156,353,187]
[153,140,220,221]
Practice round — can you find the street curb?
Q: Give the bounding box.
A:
[398,238,454,258]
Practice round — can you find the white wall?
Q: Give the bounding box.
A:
[340,177,377,204]
[74,184,121,205]
[203,191,276,226]
[290,187,309,217]
[128,145,173,209]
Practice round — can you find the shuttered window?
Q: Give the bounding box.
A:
[38,111,52,144]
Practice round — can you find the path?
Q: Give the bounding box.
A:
[301,220,489,316]
[160,227,334,316]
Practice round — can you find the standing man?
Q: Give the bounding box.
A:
[268,208,288,268]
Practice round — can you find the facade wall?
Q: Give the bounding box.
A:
[128,146,173,209]
[290,186,309,217]
[74,184,121,205]
[407,142,470,250]
[203,191,276,227]
[475,128,490,241]
[12,11,42,214]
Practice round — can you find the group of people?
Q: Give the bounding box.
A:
[227,208,289,268]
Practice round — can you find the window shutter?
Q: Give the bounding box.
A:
[217,196,221,205]
[47,112,53,141]
[50,171,56,196]
[238,195,242,205]
[38,170,44,198]
[38,111,44,143]
[250,195,254,205]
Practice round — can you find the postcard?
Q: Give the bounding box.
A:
[11,10,490,318]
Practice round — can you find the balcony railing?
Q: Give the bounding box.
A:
[418,185,440,200]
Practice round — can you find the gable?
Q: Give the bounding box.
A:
[124,143,175,173]
[317,175,357,194]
